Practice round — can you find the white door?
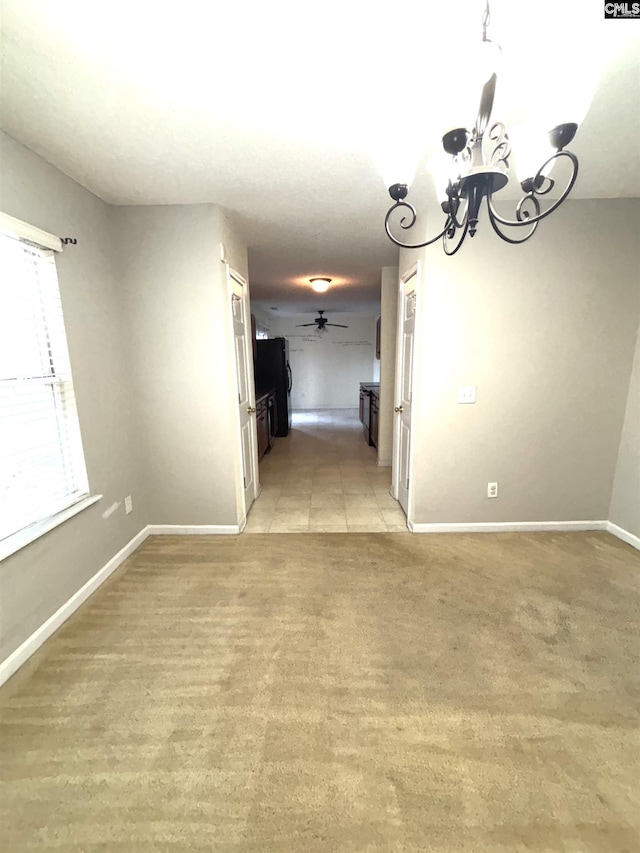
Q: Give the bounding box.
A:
[392,264,418,517]
[228,266,259,519]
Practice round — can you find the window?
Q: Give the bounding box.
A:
[0,220,91,550]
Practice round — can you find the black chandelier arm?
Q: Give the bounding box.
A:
[447,189,469,231]
[487,149,579,228]
[515,192,542,222]
[384,200,452,250]
[443,218,470,256]
[487,199,539,244]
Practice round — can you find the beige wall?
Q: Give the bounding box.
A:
[609,321,640,538]
[378,266,399,466]
[0,136,250,664]
[251,306,274,337]
[399,198,640,524]
[0,132,147,661]
[1,129,637,670]
[114,205,245,526]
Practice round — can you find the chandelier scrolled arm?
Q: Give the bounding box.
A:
[487,199,539,244]
[381,0,582,255]
[445,183,468,231]
[487,149,579,229]
[384,194,452,250]
[488,122,511,171]
[443,218,470,255]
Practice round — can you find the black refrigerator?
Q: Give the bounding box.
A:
[255,337,292,436]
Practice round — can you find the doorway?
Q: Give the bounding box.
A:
[239,295,407,532]
[227,264,260,528]
[392,263,420,524]
[242,409,407,532]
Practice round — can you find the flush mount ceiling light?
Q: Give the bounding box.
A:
[309,277,332,293]
[384,1,580,255]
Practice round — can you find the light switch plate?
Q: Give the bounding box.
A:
[458,386,477,404]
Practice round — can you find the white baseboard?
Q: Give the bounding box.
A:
[0,526,150,688]
[408,520,608,534]
[2,517,633,688]
[146,524,241,535]
[607,522,640,551]
[377,458,392,468]
[0,522,246,686]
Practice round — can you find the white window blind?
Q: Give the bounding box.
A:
[0,231,89,544]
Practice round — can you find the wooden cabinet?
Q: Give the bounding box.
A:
[359,382,380,448]
[256,396,269,460]
[256,389,277,462]
[370,390,379,449]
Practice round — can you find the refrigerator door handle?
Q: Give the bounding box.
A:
[286,362,292,393]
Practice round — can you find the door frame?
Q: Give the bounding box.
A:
[226,263,260,529]
[391,261,421,527]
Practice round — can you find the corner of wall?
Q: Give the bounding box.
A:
[608,318,640,541]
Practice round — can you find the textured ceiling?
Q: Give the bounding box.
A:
[1,0,638,314]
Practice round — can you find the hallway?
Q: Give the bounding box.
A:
[244,409,408,533]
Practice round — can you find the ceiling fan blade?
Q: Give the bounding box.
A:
[326,323,349,328]
[296,323,318,327]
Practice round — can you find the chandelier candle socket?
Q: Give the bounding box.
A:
[384,1,580,254]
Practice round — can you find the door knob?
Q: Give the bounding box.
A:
[247,406,256,414]
[394,406,403,413]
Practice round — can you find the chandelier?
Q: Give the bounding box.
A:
[384,1,580,255]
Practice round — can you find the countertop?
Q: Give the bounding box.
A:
[255,387,276,403]
[360,383,380,397]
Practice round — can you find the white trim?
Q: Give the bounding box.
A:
[607,522,640,551]
[146,524,241,535]
[377,458,392,467]
[0,521,244,685]
[408,520,608,533]
[391,262,420,511]
[0,211,62,252]
[0,494,103,562]
[0,525,150,687]
[1,517,633,687]
[225,263,260,526]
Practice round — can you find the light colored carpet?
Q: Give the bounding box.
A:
[1,531,639,852]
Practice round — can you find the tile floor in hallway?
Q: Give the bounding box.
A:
[243,409,408,533]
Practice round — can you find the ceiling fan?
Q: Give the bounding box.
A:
[296,310,349,333]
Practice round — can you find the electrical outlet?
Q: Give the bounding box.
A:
[458,386,477,404]
[487,482,498,499]
[124,495,133,514]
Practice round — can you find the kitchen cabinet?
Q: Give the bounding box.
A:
[359,382,380,448]
[370,389,379,449]
[256,388,277,461]
[359,386,366,432]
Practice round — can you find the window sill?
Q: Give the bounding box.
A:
[0,494,103,563]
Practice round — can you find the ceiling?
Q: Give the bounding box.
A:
[1,0,639,315]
